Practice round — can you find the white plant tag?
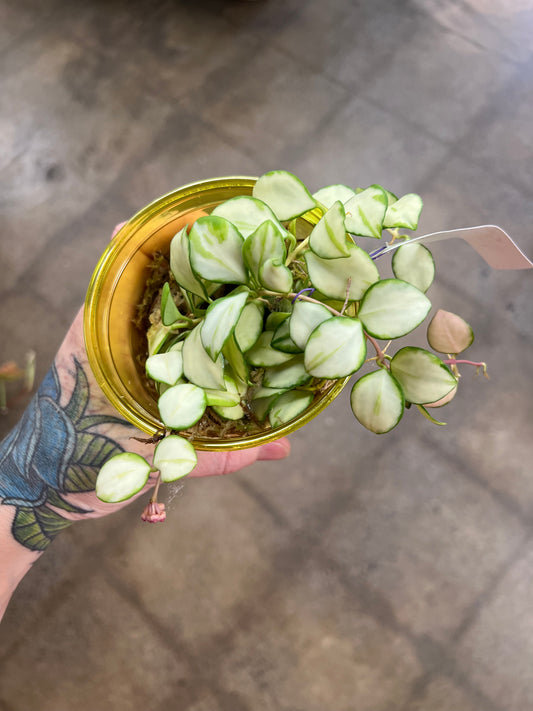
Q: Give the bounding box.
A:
[371,225,532,270]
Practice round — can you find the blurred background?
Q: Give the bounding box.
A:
[1,0,532,709]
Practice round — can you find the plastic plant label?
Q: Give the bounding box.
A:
[372,225,533,270]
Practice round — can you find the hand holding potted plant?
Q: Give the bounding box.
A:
[85,170,531,517]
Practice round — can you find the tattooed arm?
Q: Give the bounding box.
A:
[0,307,290,620]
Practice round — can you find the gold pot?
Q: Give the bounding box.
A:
[84,177,349,450]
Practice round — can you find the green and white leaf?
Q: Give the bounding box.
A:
[253,170,316,221]
[204,388,241,407]
[235,302,264,352]
[384,189,398,207]
[312,184,356,210]
[183,323,225,390]
[344,185,387,238]
[350,369,404,434]
[243,220,286,281]
[263,355,311,389]
[212,402,245,420]
[147,322,172,356]
[146,350,183,386]
[170,225,207,298]
[201,290,249,361]
[252,385,288,400]
[304,317,366,378]
[158,383,207,430]
[258,258,293,293]
[160,282,181,326]
[309,200,350,258]
[272,318,301,354]
[289,300,333,350]
[305,243,380,300]
[153,435,197,482]
[96,453,151,503]
[245,331,295,367]
[189,215,246,284]
[427,310,474,354]
[252,394,282,422]
[269,390,314,428]
[391,243,435,293]
[358,279,431,339]
[390,347,457,404]
[222,334,250,384]
[383,193,423,230]
[265,312,289,331]
[212,196,286,238]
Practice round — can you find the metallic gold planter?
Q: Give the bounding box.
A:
[84,177,349,451]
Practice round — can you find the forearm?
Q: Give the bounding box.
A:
[0,506,43,619]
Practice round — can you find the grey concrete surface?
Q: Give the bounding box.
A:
[1,1,532,709]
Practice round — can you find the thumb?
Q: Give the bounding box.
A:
[191,438,291,477]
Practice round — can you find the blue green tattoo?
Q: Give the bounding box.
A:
[0,359,126,551]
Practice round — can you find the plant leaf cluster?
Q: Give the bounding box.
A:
[96,170,480,504]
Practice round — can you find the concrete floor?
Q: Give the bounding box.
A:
[1,0,533,709]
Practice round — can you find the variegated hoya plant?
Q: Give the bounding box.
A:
[96,171,483,513]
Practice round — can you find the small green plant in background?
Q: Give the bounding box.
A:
[95,170,487,518]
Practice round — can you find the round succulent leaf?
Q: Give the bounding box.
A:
[344,185,387,238]
[212,196,286,238]
[269,390,314,428]
[252,393,281,422]
[96,453,151,503]
[263,355,311,389]
[289,300,332,350]
[154,435,198,482]
[305,243,380,301]
[304,317,366,378]
[312,184,356,210]
[383,193,423,230]
[350,369,404,434]
[183,323,226,390]
[158,383,207,430]
[252,385,288,400]
[212,403,245,420]
[390,347,457,404]
[245,331,294,367]
[189,215,246,284]
[425,384,458,408]
[235,302,264,352]
[391,243,435,293]
[201,290,249,361]
[253,170,316,221]
[265,311,290,331]
[271,318,301,354]
[427,310,474,354]
[146,350,184,386]
[258,258,293,293]
[309,200,351,259]
[358,279,432,339]
[204,388,241,407]
[242,220,286,280]
[170,226,207,298]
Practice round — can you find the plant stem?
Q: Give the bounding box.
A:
[260,290,341,317]
[443,359,488,377]
[151,472,162,502]
[365,332,387,366]
[340,278,352,316]
[285,237,310,266]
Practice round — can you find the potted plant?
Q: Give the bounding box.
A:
[84,170,532,520]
